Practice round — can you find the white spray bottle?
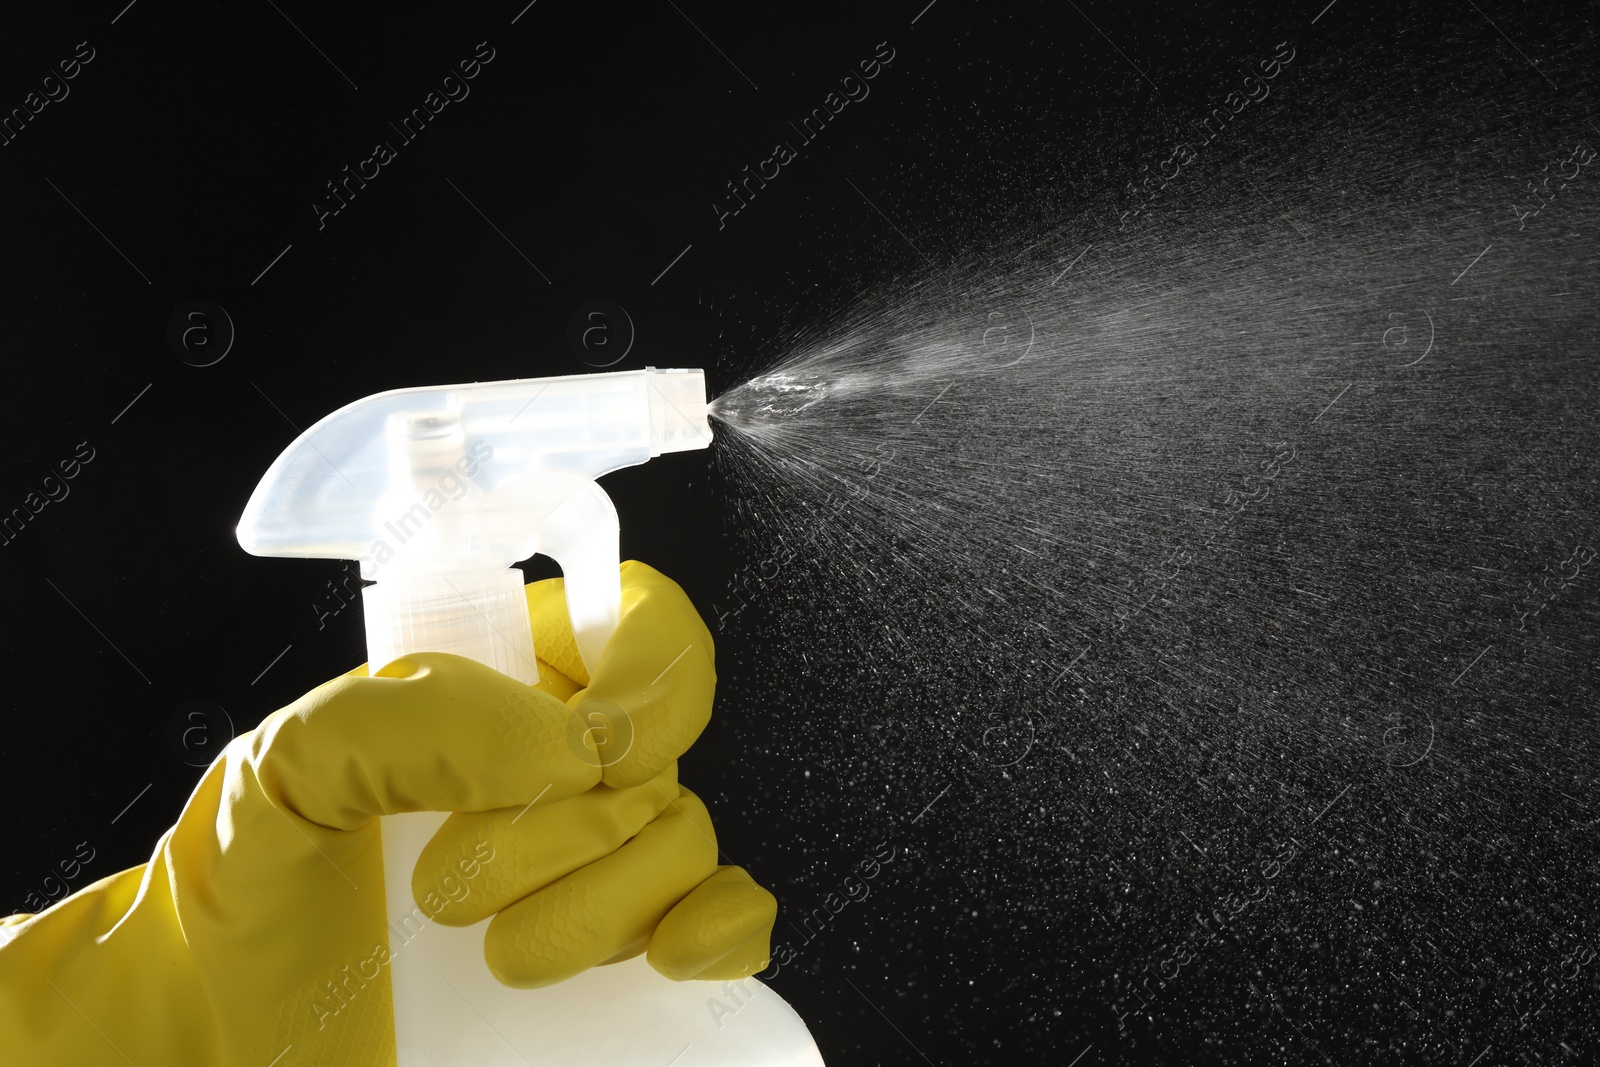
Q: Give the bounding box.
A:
[237,367,823,1066]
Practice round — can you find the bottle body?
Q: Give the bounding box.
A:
[383,804,822,1065]
[372,570,824,1066]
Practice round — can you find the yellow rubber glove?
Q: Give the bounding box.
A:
[0,561,776,1067]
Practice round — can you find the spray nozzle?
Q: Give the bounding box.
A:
[237,367,711,680]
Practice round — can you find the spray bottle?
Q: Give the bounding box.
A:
[237,367,822,1066]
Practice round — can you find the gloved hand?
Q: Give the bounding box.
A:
[0,561,776,1067]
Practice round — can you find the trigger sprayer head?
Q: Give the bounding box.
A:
[237,367,711,681]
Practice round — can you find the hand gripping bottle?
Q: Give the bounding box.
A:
[238,367,823,1066]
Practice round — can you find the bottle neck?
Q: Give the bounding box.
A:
[361,565,537,684]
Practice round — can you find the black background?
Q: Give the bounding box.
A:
[3,1,1598,1064]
